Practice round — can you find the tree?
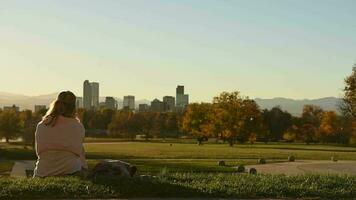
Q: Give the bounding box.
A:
[212,91,259,146]
[0,110,23,143]
[300,124,317,144]
[300,105,324,144]
[340,65,356,118]
[262,107,292,142]
[164,112,180,138]
[339,65,356,144]
[318,111,340,143]
[108,111,135,139]
[19,110,42,147]
[237,99,262,143]
[182,103,212,145]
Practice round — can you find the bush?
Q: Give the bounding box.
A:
[288,155,295,162]
[249,168,257,175]
[236,164,245,173]
[258,158,266,164]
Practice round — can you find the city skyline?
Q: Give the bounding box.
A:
[1,0,356,101]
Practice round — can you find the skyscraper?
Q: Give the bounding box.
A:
[76,97,83,109]
[105,97,117,110]
[83,80,92,109]
[151,99,164,112]
[90,82,99,109]
[83,80,99,110]
[138,104,150,112]
[163,96,175,112]
[176,85,189,109]
[123,95,135,110]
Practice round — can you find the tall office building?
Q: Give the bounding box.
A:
[76,97,83,109]
[138,104,150,112]
[105,97,117,110]
[123,95,135,110]
[151,99,164,112]
[163,96,175,112]
[90,82,99,108]
[83,80,99,110]
[83,80,92,109]
[176,85,189,108]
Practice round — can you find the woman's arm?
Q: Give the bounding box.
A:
[80,146,88,169]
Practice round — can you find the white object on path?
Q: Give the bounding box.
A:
[10,160,36,177]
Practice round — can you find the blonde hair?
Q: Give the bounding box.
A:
[43,91,76,127]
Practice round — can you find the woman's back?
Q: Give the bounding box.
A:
[34,91,87,177]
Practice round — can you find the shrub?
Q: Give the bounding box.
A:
[236,164,245,173]
[288,155,295,162]
[258,158,266,164]
[249,168,257,175]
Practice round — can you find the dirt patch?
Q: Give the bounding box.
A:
[246,160,356,175]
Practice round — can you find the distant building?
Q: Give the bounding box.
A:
[83,80,92,109]
[76,97,83,109]
[83,80,99,110]
[90,82,99,109]
[34,105,46,113]
[3,105,19,112]
[151,99,164,112]
[105,97,117,110]
[176,85,189,109]
[138,104,150,112]
[123,96,135,110]
[163,96,175,112]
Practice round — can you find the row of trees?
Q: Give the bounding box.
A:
[1,66,356,146]
[0,109,45,145]
[182,93,355,146]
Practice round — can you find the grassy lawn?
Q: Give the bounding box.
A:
[2,141,356,175]
[1,141,356,198]
[1,174,356,199]
[84,142,356,160]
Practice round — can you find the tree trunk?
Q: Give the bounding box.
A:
[5,137,9,143]
[228,138,234,147]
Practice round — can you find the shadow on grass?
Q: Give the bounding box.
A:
[0,148,36,160]
[91,175,209,198]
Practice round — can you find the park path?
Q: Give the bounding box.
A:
[10,160,35,177]
[246,160,356,175]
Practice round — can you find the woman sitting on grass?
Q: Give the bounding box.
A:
[33,91,87,177]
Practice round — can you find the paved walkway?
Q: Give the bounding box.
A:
[246,160,356,175]
[10,160,35,177]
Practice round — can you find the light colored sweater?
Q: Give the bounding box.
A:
[33,116,87,177]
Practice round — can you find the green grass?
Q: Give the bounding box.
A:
[84,142,356,160]
[0,161,14,175]
[1,174,356,199]
[2,141,356,198]
[2,141,356,175]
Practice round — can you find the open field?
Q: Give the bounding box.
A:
[84,142,356,160]
[2,141,356,198]
[2,141,356,175]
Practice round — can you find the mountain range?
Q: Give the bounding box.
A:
[0,92,341,116]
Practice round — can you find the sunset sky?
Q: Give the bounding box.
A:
[0,0,355,102]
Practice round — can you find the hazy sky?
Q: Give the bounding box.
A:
[0,0,355,102]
